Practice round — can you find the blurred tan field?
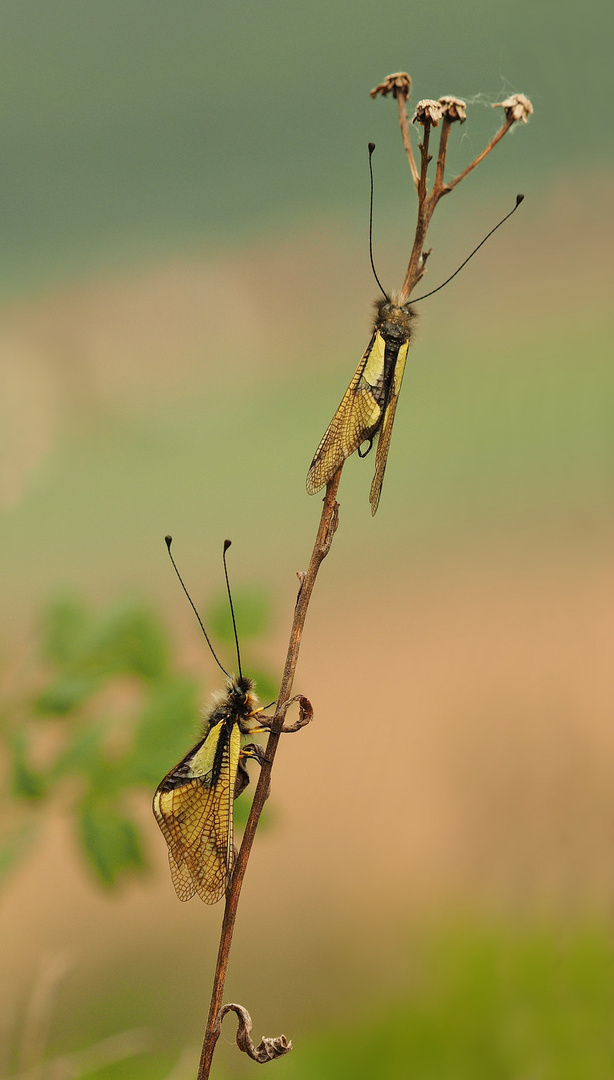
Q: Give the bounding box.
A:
[1,4,613,1074]
[1,172,613,1075]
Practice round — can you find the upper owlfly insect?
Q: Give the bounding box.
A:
[307,144,523,514]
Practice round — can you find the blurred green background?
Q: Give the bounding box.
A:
[1,0,613,1077]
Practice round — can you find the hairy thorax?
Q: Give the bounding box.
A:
[373,298,415,345]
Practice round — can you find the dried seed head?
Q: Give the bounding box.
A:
[492,93,533,124]
[370,72,412,100]
[439,95,467,123]
[412,99,443,126]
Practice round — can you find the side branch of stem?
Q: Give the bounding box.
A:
[396,91,419,189]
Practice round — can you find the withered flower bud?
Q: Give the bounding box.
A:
[492,93,533,123]
[438,95,467,123]
[370,72,412,100]
[412,99,443,126]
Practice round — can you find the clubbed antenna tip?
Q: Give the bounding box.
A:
[221,539,242,678]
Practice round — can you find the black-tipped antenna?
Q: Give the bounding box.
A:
[222,539,243,680]
[411,194,525,304]
[368,143,390,302]
[164,535,230,678]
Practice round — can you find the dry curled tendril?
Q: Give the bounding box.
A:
[261,693,313,733]
[216,1004,292,1063]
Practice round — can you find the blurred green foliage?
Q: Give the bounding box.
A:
[207,585,278,707]
[274,924,614,1080]
[0,588,276,889]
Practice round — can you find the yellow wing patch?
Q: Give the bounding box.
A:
[306,332,386,495]
[153,722,240,904]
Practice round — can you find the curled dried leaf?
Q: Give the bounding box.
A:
[218,1004,292,1063]
[412,99,443,126]
[439,95,467,122]
[370,72,412,100]
[492,93,533,123]
[279,694,313,732]
[254,693,314,734]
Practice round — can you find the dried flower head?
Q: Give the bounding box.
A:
[492,93,533,124]
[439,95,467,123]
[370,72,412,100]
[412,99,443,126]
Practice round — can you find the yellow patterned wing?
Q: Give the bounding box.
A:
[153,721,240,904]
[369,341,410,515]
[306,332,387,495]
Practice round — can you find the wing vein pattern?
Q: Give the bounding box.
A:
[306,332,385,495]
[153,722,240,904]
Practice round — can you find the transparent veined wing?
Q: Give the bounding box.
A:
[153,721,240,904]
[369,341,410,514]
[306,332,387,495]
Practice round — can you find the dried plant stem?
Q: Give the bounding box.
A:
[197,471,341,1080]
[396,89,419,189]
[434,115,453,191]
[367,75,532,302]
[193,72,533,1078]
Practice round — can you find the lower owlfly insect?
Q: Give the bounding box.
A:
[153,537,272,904]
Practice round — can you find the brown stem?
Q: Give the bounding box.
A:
[197,470,342,1080]
[195,76,527,1079]
[396,90,419,189]
[434,115,452,192]
[397,121,435,304]
[398,201,430,304]
[417,123,431,204]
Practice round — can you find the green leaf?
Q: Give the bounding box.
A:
[35,597,170,715]
[9,730,46,800]
[85,600,169,680]
[126,677,200,786]
[246,666,278,710]
[34,672,99,715]
[78,797,146,887]
[51,720,107,779]
[40,595,90,665]
[207,586,271,645]
[0,820,39,881]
